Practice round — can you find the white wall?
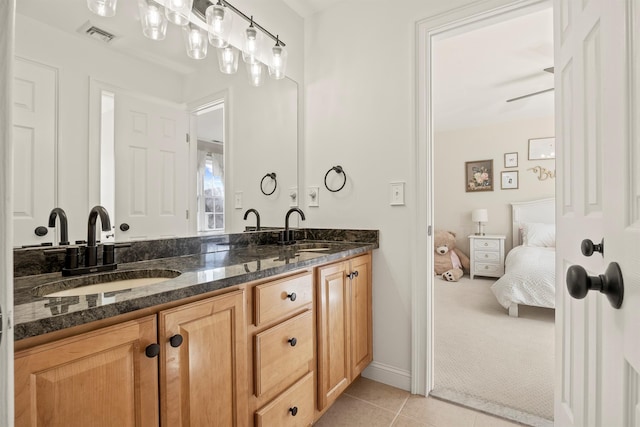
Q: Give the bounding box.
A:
[435,116,555,256]
[303,0,495,388]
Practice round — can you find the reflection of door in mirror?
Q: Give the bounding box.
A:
[98,87,190,241]
[12,58,56,247]
[195,102,225,233]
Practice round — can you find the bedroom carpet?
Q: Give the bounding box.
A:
[433,276,554,426]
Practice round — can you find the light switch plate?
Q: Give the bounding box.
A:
[308,186,319,207]
[390,182,405,206]
[289,187,298,207]
[234,192,243,209]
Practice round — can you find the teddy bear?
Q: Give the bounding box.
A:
[434,230,470,281]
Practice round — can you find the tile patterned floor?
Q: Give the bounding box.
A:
[314,377,525,427]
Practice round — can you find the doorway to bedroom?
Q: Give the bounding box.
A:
[430,3,556,426]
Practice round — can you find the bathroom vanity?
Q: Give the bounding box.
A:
[12,229,377,426]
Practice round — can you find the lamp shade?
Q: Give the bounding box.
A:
[472,209,488,223]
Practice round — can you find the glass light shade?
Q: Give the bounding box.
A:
[206,3,232,48]
[268,43,288,80]
[138,0,167,41]
[242,26,262,64]
[165,0,192,25]
[87,0,117,17]
[182,24,208,59]
[245,61,265,87]
[216,46,239,74]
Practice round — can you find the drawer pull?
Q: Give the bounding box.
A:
[169,334,183,348]
[288,337,297,347]
[287,292,297,302]
[145,343,160,358]
[289,406,298,416]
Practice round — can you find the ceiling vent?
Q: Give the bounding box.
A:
[77,21,117,43]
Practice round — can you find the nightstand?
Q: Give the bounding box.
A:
[468,235,506,279]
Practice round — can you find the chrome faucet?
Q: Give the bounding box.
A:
[282,208,305,245]
[85,206,112,267]
[48,207,69,245]
[243,208,261,231]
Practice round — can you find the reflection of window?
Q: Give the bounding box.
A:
[198,152,224,231]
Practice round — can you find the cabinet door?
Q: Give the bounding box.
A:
[349,254,373,379]
[14,316,159,427]
[316,261,350,410]
[159,290,248,427]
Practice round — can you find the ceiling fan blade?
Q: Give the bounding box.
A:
[506,87,554,103]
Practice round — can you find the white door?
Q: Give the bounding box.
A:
[114,92,189,240]
[12,58,56,247]
[554,0,640,426]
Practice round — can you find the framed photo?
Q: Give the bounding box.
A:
[504,152,518,168]
[465,159,493,192]
[501,171,519,189]
[528,137,555,160]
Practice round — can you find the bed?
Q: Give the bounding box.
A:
[490,198,556,317]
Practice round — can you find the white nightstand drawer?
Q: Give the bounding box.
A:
[474,251,500,262]
[474,239,500,250]
[474,263,503,275]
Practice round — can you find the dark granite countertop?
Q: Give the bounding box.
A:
[14,240,377,341]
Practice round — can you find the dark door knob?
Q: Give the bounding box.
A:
[286,292,297,301]
[288,337,297,347]
[581,238,604,257]
[566,262,624,309]
[145,343,160,358]
[289,406,298,416]
[169,334,183,347]
[120,223,130,231]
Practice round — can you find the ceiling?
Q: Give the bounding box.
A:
[433,6,554,132]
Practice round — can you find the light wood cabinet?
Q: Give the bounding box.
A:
[254,372,314,427]
[15,316,159,427]
[316,253,372,411]
[159,289,248,427]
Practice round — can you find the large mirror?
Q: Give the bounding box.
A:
[13,0,298,247]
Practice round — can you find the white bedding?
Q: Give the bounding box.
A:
[491,245,556,310]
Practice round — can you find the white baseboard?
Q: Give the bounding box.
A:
[361,361,412,392]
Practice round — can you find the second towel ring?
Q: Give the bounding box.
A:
[324,165,347,192]
[260,172,277,196]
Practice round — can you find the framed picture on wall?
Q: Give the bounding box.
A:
[465,159,494,192]
[504,152,518,168]
[501,171,519,189]
[528,137,555,160]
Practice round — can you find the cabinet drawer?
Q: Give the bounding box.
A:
[255,372,314,427]
[474,239,500,250]
[474,251,499,262]
[255,272,313,326]
[255,311,313,396]
[474,263,503,275]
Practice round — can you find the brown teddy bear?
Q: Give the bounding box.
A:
[434,230,470,281]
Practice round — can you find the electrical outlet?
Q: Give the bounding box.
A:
[234,192,243,209]
[289,187,298,207]
[308,186,319,207]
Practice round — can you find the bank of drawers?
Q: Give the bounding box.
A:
[469,235,505,279]
[253,271,315,426]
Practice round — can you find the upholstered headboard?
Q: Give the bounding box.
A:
[510,198,555,247]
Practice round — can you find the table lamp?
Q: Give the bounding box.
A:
[472,209,488,236]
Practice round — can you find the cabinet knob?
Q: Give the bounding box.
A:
[288,337,297,347]
[289,406,298,416]
[347,271,359,280]
[145,343,160,358]
[169,334,183,348]
[287,292,297,301]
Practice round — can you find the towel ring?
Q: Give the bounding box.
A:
[260,172,277,196]
[324,165,347,192]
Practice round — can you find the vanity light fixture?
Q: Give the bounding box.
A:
[246,61,265,87]
[217,45,239,74]
[242,16,262,64]
[268,36,287,80]
[138,0,168,41]
[87,0,117,17]
[165,0,193,26]
[183,23,208,59]
[206,0,232,48]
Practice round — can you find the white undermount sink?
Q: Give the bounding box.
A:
[34,269,181,298]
